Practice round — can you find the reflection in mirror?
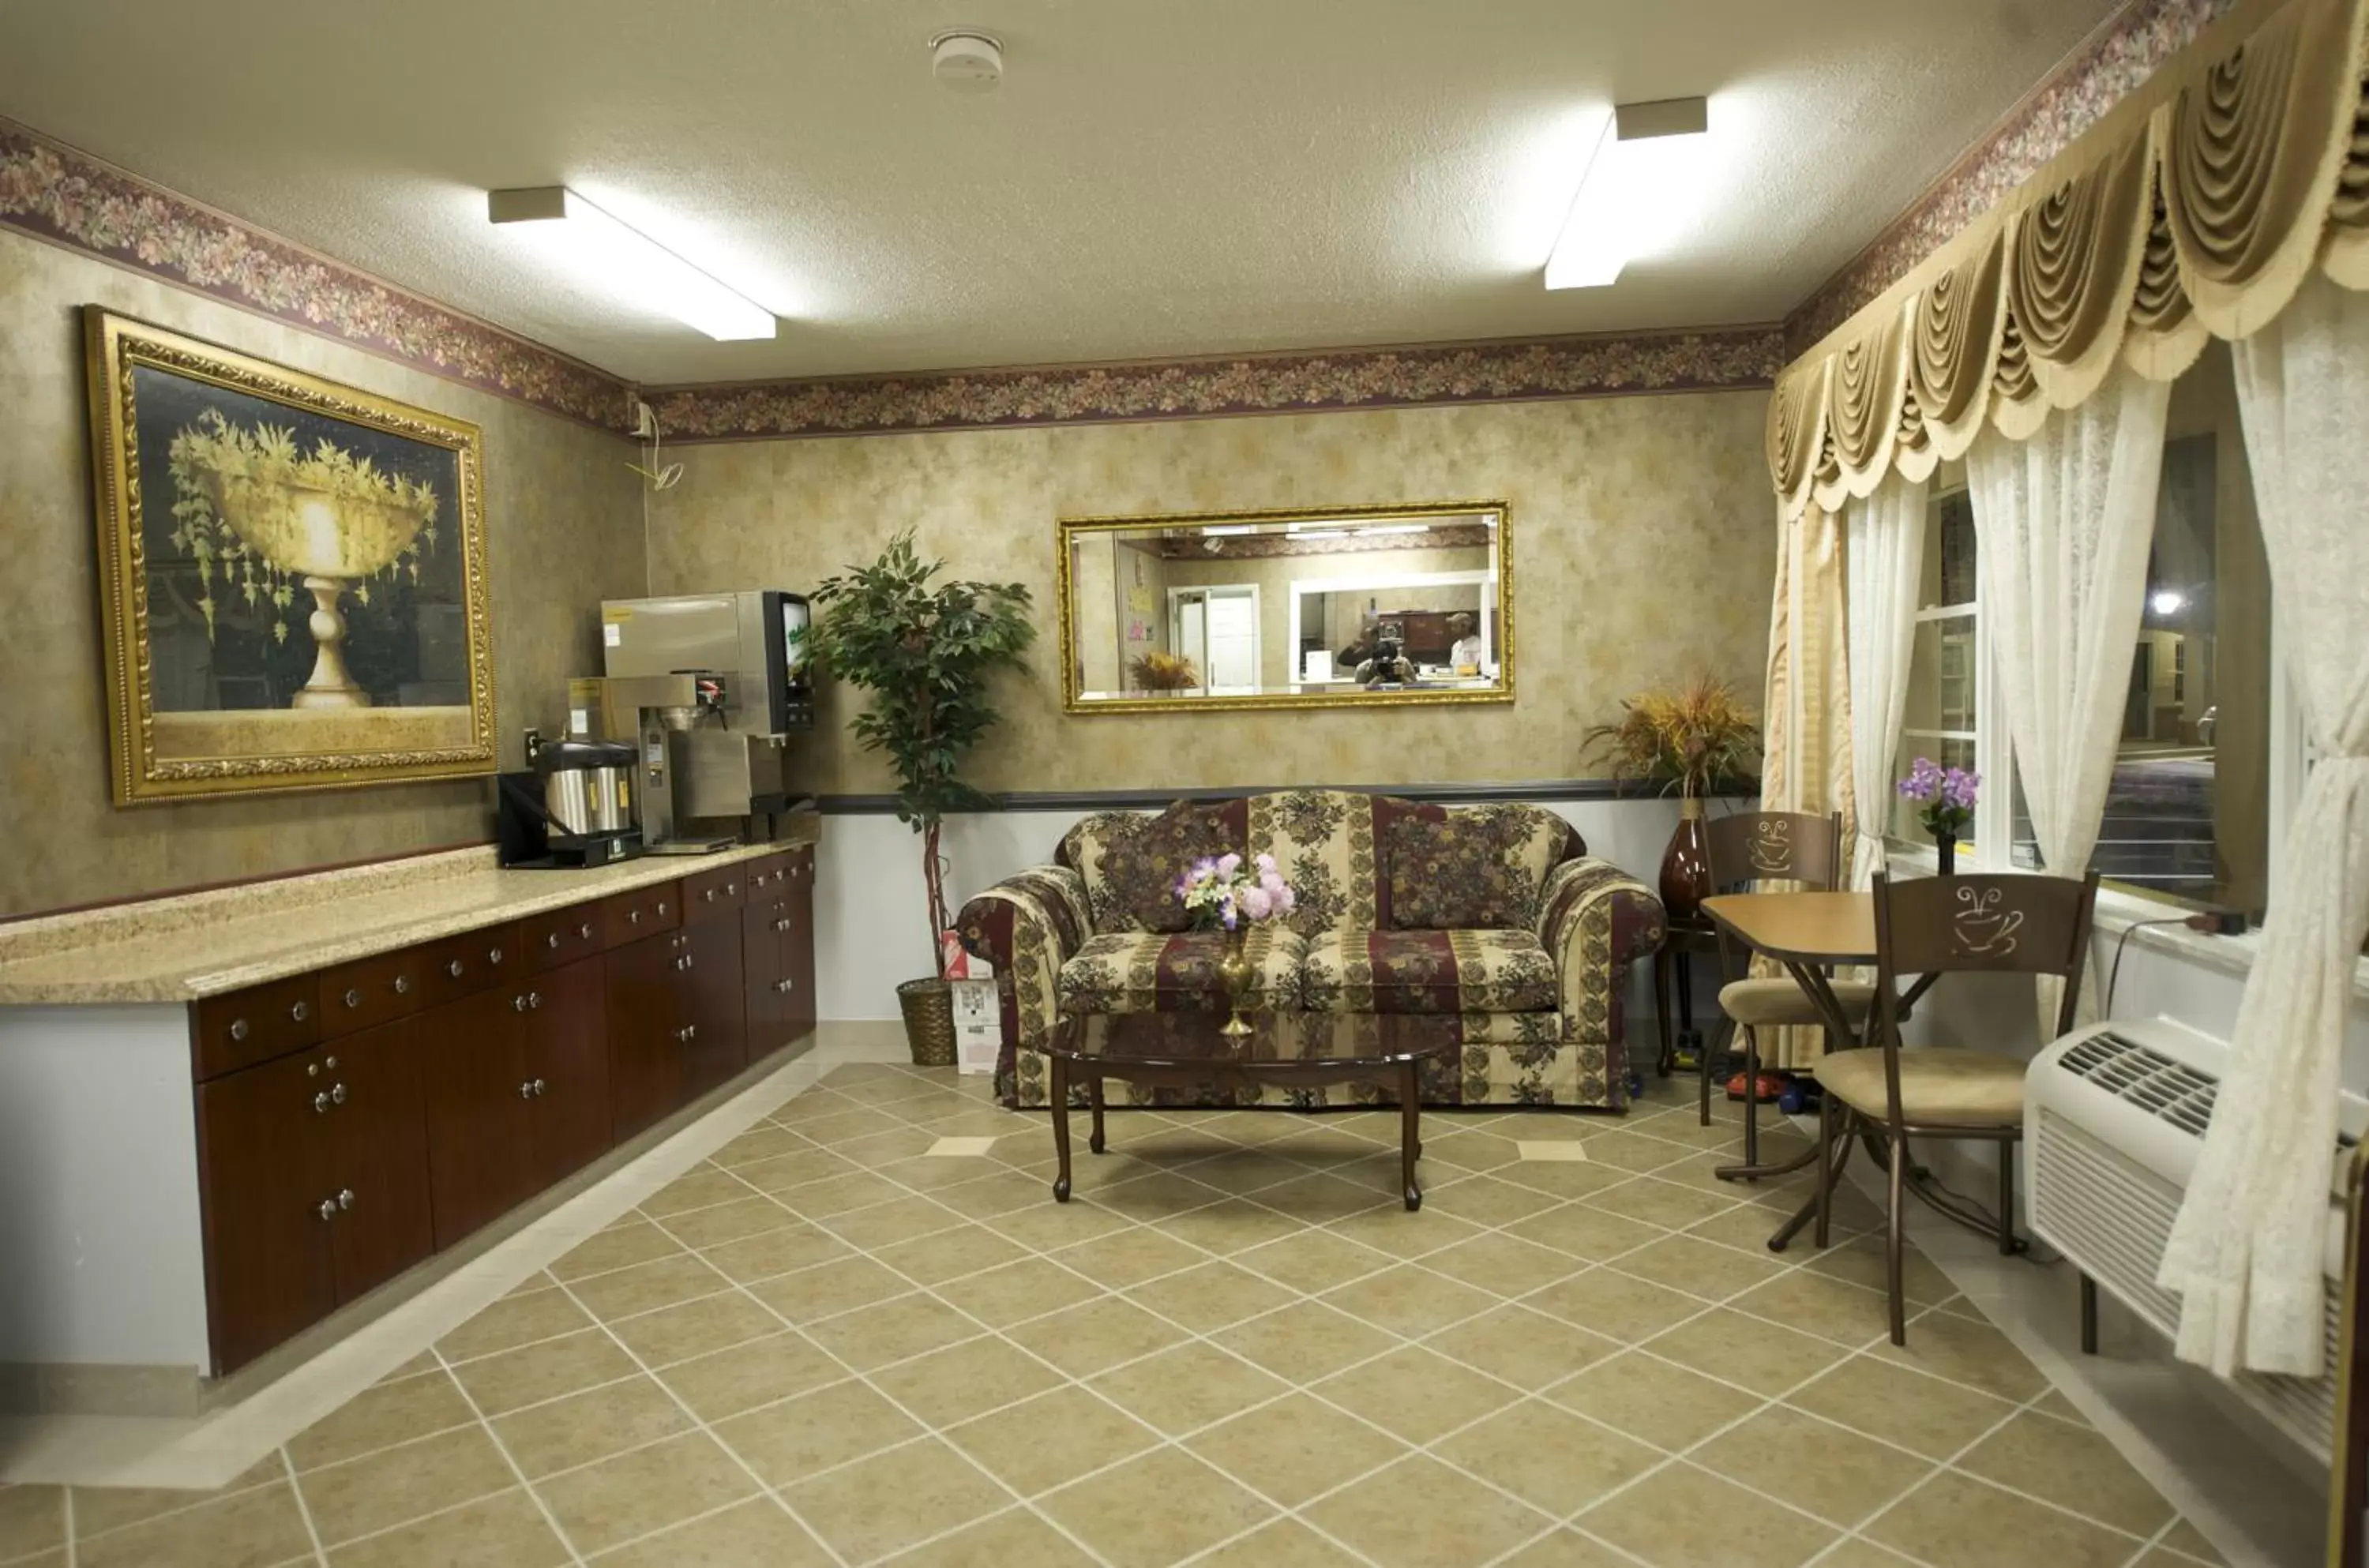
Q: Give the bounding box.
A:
[1061,504,1511,712]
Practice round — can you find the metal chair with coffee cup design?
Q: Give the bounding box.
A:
[1701,810,1866,1165]
[1815,868,2101,1345]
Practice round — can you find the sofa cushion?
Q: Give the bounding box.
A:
[1377,800,1579,930]
[1057,927,1308,1015]
[1068,801,1248,933]
[1382,816,1525,928]
[1301,928,1558,1015]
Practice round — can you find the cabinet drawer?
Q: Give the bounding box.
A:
[192,973,321,1079]
[319,944,434,1033]
[600,882,681,948]
[683,863,748,924]
[521,902,606,973]
[741,850,794,894]
[419,925,520,1008]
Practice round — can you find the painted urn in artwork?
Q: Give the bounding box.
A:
[1581,677,1762,921]
[171,411,440,708]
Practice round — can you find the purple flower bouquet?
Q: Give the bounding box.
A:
[1896,756,1978,844]
[1176,852,1296,931]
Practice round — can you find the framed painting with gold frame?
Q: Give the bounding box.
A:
[1058,501,1513,715]
[84,309,495,805]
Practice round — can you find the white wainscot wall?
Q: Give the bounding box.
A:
[811,797,1693,1022]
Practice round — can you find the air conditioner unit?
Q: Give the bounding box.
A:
[2025,1018,2367,1460]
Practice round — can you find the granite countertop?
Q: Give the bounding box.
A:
[0,826,819,1006]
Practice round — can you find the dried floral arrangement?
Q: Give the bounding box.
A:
[1128,650,1202,692]
[1580,675,1762,800]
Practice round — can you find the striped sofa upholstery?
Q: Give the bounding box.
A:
[956,790,1665,1111]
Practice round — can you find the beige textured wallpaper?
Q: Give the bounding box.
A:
[0,231,646,917]
[647,391,1775,796]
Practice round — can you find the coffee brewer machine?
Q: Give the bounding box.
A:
[584,591,813,853]
[495,736,642,867]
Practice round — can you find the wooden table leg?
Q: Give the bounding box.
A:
[1088,1075,1106,1155]
[1399,1060,1422,1211]
[1049,1056,1072,1202]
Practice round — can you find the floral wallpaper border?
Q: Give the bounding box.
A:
[647,328,1785,441]
[0,117,633,433]
[1786,0,2238,352]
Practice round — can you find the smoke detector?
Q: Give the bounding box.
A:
[930,28,1003,92]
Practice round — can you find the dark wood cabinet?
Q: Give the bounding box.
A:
[420,988,539,1251]
[681,916,746,1098]
[317,1018,437,1302]
[523,956,611,1189]
[196,1017,434,1371]
[742,847,817,1063]
[605,931,690,1142]
[190,851,815,1375]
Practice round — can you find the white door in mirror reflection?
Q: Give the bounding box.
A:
[1172,586,1259,694]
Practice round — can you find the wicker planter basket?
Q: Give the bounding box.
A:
[896,977,959,1067]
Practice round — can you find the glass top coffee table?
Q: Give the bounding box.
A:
[1042,1011,1462,1210]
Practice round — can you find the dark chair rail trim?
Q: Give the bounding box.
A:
[815,780,1759,815]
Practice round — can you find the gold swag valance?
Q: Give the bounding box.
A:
[1770,0,2369,516]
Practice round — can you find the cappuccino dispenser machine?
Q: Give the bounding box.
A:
[585,590,814,853]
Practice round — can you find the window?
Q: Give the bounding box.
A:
[1892,339,2285,908]
[2097,342,2274,910]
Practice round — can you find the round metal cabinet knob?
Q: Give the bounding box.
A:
[337,1188,355,1210]
[513,994,531,1013]
[489,947,503,964]
[229,1018,250,1042]
[290,1000,310,1022]
[519,1081,535,1099]
[393,976,411,995]
[447,959,465,978]
[533,1078,547,1096]
[317,1199,337,1221]
[528,991,542,1010]
[547,932,561,950]
[580,923,594,940]
[657,901,669,915]
[325,1055,339,1070]
[705,889,718,903]
[331,1082,347,1105]
[629,910,641,925]
[344,988,362,1008]
[313,1091,332,1114]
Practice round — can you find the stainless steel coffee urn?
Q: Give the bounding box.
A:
[535,739,635,836]
[495,735,642,868]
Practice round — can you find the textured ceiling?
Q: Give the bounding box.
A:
[0,0,2119,386]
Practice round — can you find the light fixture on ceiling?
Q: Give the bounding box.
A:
[2151,589,2188,617]
[1353,523,1430,537]
[1200,524,1259,537]
[1291,529,1350,541]
[486,187,776,341]
[1545,96,1710,291]
[931,28,1004,92]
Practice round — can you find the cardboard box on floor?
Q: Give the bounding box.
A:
[941,932,999,1076]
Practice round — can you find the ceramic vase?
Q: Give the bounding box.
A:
[1659,795,1712,920]
[1934,831,1958,875]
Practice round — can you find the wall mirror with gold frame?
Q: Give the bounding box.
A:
[1059,502,1511,715]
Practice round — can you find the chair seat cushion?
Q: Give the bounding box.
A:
[1057,928,1307,1015]
[1718,977,1875,1027]
[1816,1047,2025,1127]
[1302,928,1557,1015]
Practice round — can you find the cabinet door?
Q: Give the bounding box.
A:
[524,956,612,1187]
[606,934,685,1141]
[195,1049,336,1375]
[783,848,818,1045]
[319,1015,437,1304]
[419,990,535,1251]
[681,915,746,1098]
[741,902,788,1063]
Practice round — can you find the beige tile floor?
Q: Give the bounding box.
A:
[0,1065,2223,1568]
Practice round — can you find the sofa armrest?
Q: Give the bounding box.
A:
[1537,857,1668,1046]
[956,866,1092,1105]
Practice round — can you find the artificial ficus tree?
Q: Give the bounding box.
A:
[809,531,1034,969]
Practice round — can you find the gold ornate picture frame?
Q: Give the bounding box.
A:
[1057,500,1514,715]
[84,309,496,805]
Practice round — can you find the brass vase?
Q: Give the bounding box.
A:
[1217,926,1256,1038]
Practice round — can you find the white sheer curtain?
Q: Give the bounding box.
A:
[1845,478,1928,888]
[1967,366,2170,1028]
[2159,276,2369,1379]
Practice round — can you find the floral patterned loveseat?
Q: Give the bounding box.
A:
[955,790,1665,1110]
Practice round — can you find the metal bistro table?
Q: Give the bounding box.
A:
[1041,1011,1463,1210]
[1697,891,1939,1251]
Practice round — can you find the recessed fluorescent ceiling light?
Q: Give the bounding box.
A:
[1292,529,1350,540]
[1200,524,1260,536]
[1353,523,1430,536]
[487,187,776,340]
[1545,97,1710,291]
